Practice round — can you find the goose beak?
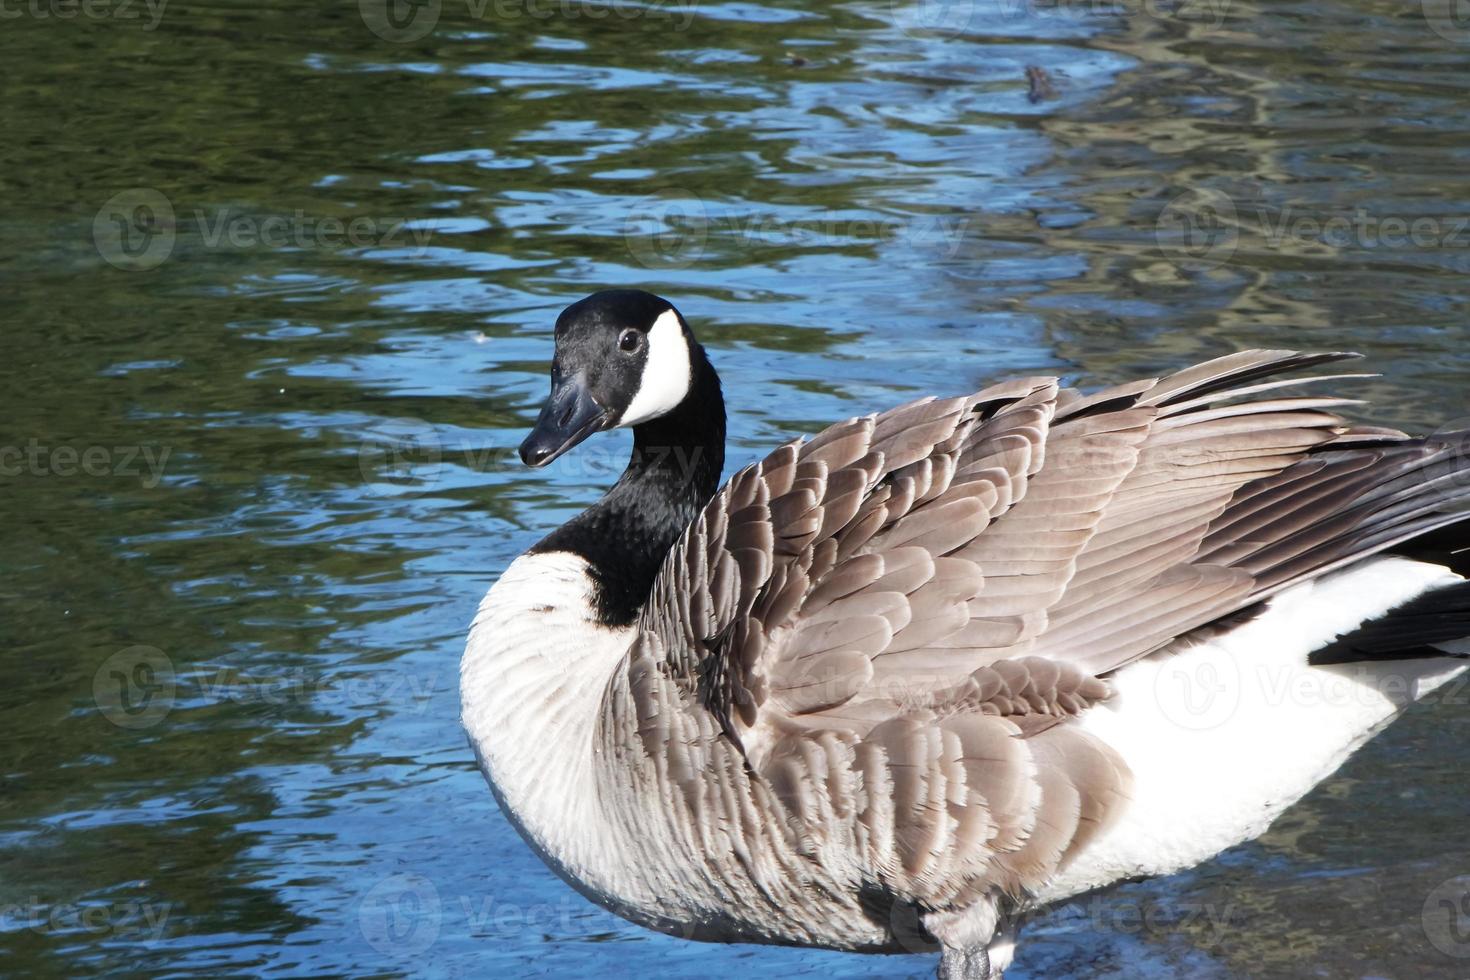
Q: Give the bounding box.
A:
[520,373,610,467]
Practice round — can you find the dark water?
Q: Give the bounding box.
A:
[3,0,1470,976]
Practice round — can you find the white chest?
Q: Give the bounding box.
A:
[460,552,635,899]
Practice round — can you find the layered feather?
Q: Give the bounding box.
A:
[624,349,1470,920]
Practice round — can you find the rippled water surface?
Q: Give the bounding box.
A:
[4,0,1470,976]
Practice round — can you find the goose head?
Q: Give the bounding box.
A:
[519,289,698,468]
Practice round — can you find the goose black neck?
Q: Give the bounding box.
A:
[533,345,725,627]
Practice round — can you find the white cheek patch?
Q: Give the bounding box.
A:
[619,308,692,427]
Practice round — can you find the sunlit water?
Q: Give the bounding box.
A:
[3,0,1470,976]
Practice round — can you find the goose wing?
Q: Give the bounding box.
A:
[631,350,1470,897]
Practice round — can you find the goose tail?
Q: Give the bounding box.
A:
[1309,577,1470,666]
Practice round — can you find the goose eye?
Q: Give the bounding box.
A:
[618,329,640,353]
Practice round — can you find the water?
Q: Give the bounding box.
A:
[3,0,1470,976]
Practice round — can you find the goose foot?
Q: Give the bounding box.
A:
[937,944,996,980]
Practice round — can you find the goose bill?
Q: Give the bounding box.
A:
[519,373,610,467]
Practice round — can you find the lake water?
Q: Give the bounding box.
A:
[4,0,1470,976]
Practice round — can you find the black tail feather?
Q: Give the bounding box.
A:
[1309,579,1470,665]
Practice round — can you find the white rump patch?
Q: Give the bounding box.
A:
[1037,555,1467,904]
[620,308,691,427]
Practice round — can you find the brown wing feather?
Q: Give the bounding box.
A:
[636,349,1470,908]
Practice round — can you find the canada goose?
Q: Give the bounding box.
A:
[462,289,1470,978]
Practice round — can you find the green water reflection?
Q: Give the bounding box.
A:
[2,0,1468,976]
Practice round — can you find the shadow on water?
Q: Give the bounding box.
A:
[1,0,1468,975]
